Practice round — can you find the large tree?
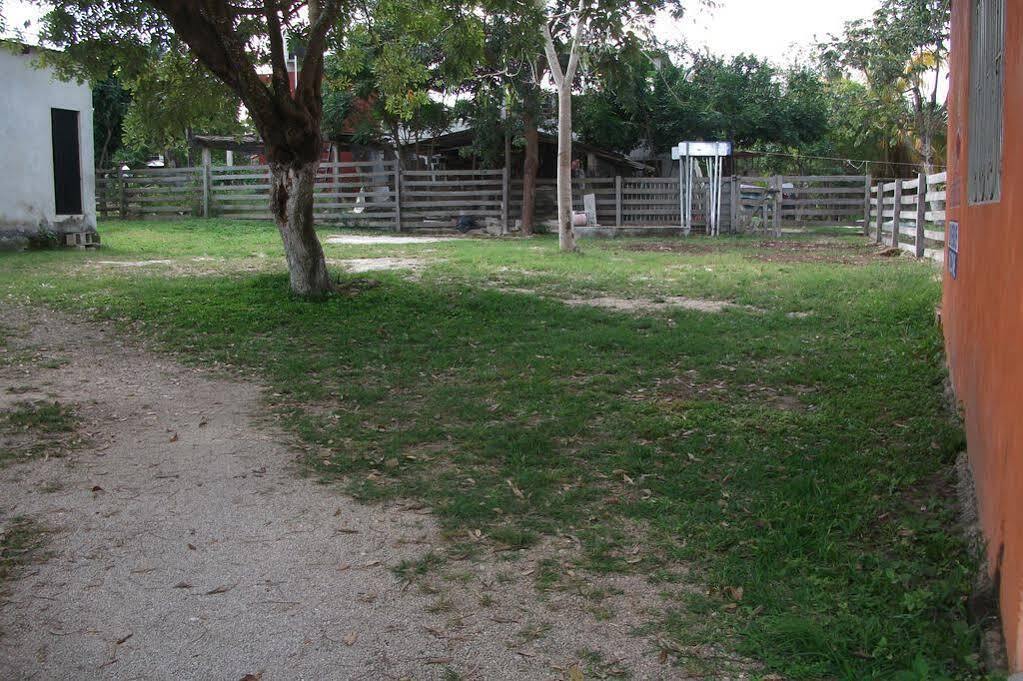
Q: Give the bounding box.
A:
[39,0,344,296]
[535,0,690,251]
[819,0,950,174]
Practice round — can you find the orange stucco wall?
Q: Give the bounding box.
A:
[944,0,1023,669]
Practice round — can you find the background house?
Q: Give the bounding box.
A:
[0,43,96,248]
[944,0,1021,670]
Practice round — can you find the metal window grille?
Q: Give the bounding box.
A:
[968,0,1005,204]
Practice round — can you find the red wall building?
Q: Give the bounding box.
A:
[944,0,1022,669]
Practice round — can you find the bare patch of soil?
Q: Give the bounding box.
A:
[325,235,456,245]
[564,296,757,314]
[327,257,427,273]
[745,240,877,265]
[620,241,720,255]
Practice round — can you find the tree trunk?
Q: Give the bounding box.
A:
[269,160,334,297]
[555,84,576,252]
[520,109,539,235]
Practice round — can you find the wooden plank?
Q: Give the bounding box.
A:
[924,229,945,241]
[789,186,873,195]
[925,210,946,222]
[927,171,947,184]
[783,175,867,182]
[785,198,867,206]
[403,169,505,178]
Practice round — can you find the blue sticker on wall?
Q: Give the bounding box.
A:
[948,221,959,280]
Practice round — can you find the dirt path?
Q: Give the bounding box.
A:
[0,308,705,680]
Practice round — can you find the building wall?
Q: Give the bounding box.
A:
[0,45,95,244]
[945,0,1023,669]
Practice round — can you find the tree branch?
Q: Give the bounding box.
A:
[296,0,341,98]
[264,0,291,97]
[541,20,564,87]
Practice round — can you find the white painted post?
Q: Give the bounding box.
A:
[863,174,872,236]
[915,172,927,258]
[875,182,884,244]
[891,179,903,248]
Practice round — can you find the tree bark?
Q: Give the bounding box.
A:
[148,0,342,297]
[555,83,576,251]
[520,108,539,235]
[269,161,333,297]
[540,3,584,252]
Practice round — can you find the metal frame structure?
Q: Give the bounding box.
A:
[672,141,732,236]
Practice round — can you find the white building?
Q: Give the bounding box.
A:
[0,43,96,249]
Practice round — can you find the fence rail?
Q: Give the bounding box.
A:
[869,171,948,263]
[98,165,906,240]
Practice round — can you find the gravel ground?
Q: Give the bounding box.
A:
[0,307,726,680]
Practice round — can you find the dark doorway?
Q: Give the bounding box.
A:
[51,108,82,215]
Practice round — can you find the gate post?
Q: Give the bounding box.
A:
[863,174,872,236]
[875,182,884,243]
[394,164,403,233]
[915,172,927,258]
[891,179,903,248]
[201,147,212,218]
[615,176,623,228]
[772,175,783,237]
[119,168,127,220]
[729,176,739,233]
[501,165,510,235]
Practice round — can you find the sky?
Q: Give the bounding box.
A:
[656,0,881,66]
[3,0,882,66]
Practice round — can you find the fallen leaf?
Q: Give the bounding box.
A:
[568,664,584,681]
[187,543,197,551]
[116,633,133,645]
[342,631,358,646]
[725,586,744,601]
[173,581,192,589]
[506,479,525,499]
[205,584,233,595]
[198,416,209,427]
[169,433,178,443]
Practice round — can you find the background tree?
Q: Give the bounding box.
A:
[535,0,691,251]
[120,45,245,167]
[91,76,131,169]
[819,0,950,174]
[322,0,483,166]
[37,0,345,296]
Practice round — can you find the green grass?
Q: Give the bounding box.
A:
[0,516,47,583]
[0,219,992,679]
[0,401,80,465]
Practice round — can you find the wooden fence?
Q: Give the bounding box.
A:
[869,171,948,263]
[98,164,880,235]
